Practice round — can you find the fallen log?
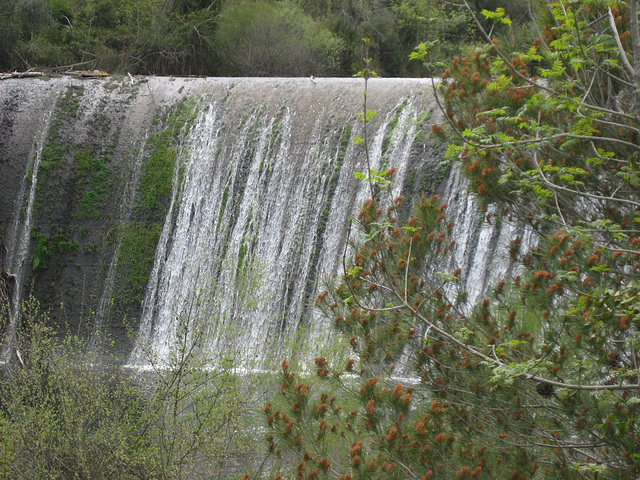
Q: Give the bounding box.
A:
[0,70,111,80]
[0,71,46,80]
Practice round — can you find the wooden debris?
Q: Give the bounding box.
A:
[0,71,47,80]
[71,70,111,78]
[0,70,111,80]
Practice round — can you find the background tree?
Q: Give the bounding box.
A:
[214,0,344,77]
[256,1,640,479]
[0,0,223,75]
[0,0,534,76]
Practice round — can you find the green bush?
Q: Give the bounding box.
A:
[30,229,78,273]
[215,0,345,76]
[0,298,157,479]
[0,295,255,479]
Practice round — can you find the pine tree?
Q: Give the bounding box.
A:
[257,1,640,479]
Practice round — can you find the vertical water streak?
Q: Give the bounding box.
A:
[3,108,54,363]
[443,168,536,308]
[129,103,225,366]
[131,89,433,368]
[91,135,149,353]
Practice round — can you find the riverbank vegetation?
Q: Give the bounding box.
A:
[0,293,258,479]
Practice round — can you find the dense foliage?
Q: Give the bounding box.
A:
[0,0,531,77]
[257,1,640,479]
[0,294,256,479]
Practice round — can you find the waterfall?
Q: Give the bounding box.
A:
[3,96,58,363]
[0,77,533,368]
[129,79,436,367]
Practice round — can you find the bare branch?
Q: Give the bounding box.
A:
[631,0,640,87]
[608,7,636,79]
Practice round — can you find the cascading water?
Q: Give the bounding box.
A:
[2,92,59,363]
[129,80,437,367]
[0,77,534,367]
[90,132,149,352]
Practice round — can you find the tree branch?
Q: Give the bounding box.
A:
[608,7,635,79]
[631,0,640,88]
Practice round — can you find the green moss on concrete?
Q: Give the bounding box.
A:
[118,223,162,305]
[31,228,79,273]
[137,99,198,222]
[73,149,112,220]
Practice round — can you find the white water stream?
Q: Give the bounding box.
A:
[130,84,434,367]
[0,77,532,368]
[3,107,55,362]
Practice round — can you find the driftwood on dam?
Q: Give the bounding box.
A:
[0,70,111,80]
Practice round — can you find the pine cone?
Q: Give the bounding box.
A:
[536,381,555,399]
